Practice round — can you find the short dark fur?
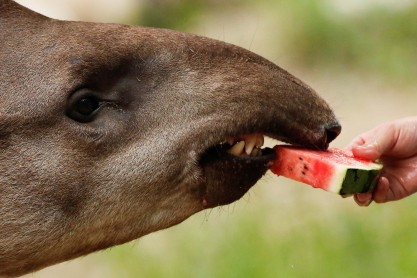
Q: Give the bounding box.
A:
[0,0,340,276]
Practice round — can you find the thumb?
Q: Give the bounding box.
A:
[351,142,381,161]
[350,125,395,161]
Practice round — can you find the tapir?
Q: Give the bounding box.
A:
[0,0,341,276]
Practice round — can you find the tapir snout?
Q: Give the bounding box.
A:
[0,0,340,276]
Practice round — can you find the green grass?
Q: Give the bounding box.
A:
[98,181,417,278]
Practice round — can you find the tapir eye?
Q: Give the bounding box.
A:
[66,90,103,123]
[75,97,100,115]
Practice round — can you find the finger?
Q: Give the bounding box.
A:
[345,136,366,152]
[353,192,373,207]
[351,126,396,161]
[372,176,390,203]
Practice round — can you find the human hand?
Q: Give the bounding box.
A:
[346,117,417,206]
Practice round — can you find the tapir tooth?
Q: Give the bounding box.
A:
[244,136,257,155]
[256,134,264,148]
[223,134,265,156]
[228,141,245,156]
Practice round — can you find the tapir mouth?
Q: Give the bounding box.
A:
[198,126,341,208]
[198,133,286,208]
[200,133,277,176]
[200,133,276,165]
[215,134,269,157]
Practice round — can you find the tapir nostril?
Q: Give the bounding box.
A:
[325,123,342,144]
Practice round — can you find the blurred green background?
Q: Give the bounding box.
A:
[20,0,417,277]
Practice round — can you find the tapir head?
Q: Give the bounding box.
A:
[0,0,340,276]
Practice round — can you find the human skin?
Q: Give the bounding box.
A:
[347,117,417,206]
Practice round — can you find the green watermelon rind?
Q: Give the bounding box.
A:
[339,168,382,195]
[325,163,383,194]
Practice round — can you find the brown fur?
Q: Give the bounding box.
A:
[0,0,340,276]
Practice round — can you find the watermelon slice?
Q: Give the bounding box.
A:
[270,145,383,195]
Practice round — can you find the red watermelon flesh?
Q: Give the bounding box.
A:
[270,145,383,195]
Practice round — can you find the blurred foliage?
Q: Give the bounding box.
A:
[135,0,251,30]
[135,0,207,30]
[134,0,417,85]
[102,192,417,277]
[284,0,417,84]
